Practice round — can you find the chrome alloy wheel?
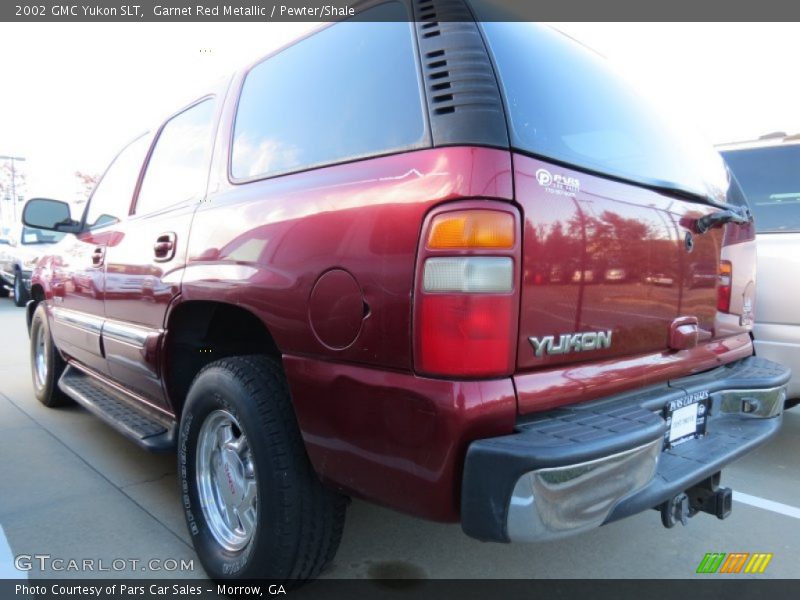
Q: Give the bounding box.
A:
[33,322,48,389]
[196,410,258,551]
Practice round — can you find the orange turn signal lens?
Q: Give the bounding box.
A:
[718,260,732,284]
[717,260,733,313]
[427,210,515,249]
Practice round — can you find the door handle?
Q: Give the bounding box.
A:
[91,247,105,266]
[154,232,177,262]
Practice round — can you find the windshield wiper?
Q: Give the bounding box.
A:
[643,182,754,233]
[695,206,753,233]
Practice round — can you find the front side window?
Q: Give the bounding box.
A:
[722,145,800,233]
[135,99,216,216]
[86,133,153,230]
[231,2,425,181]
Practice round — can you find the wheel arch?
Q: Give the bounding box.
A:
[26,283,46,334]
[162,300,283,418]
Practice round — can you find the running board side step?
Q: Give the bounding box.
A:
[58,365,176,452]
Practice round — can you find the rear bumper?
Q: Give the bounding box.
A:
[461,356,790,542]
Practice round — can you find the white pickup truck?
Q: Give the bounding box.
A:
[0,225,66,306]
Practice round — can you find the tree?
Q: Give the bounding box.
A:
[0,161,27,230]
[0,162,26,200]
[75,170,99,203]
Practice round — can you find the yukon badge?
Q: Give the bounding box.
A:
[529,330,612,357]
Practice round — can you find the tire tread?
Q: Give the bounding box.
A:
[188,354,345,583]
[30,304,71,407]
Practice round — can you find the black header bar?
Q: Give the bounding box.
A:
[3,0,800,22]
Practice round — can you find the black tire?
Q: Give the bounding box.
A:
[179,355,346,583]
[13,271,30,307]
[30,303,71,407]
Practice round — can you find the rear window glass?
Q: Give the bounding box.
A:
[231,2,426,181]
[477,22,728,201]
[722,145,800,233]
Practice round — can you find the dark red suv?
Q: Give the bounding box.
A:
[22,1,790,583]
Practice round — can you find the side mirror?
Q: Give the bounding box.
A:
[22,198,81,233]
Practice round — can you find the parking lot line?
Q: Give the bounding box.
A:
[0,524,25,579]
[735,491,800,520]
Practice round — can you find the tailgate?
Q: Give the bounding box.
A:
[515,153,736,374]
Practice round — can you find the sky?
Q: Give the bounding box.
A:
[1,22,799,205]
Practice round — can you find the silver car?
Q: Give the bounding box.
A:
[720,135,800,407]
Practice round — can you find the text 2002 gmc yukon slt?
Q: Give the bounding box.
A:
[22,1,790,583]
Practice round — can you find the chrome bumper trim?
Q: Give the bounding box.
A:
[717,385,786,418]
[507,439,661,542]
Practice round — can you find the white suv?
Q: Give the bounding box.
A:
[720,135,800,407]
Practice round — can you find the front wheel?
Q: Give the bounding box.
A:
[13,271,30,307]
[30,303,71,407]
[179,355,346,583]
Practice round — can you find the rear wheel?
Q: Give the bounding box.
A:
[30,303,71,407]
[13,271,30,307]
[179,355,346,583]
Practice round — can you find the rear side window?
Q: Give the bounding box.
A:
[135,98,216,216]
[231,2,425,181]
[722,145,800,233]
[477,22,729,202]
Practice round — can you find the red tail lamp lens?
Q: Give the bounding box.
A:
[418,294,515,377]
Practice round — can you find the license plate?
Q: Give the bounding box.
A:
[663,391,709,449]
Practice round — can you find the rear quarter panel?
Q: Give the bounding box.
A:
[180,146,515,520]
[184,146,513,371]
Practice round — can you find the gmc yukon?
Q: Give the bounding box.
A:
[21,0,790,583]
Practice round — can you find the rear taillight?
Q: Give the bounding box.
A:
[717,260,733,313]
[414,205,520,378]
